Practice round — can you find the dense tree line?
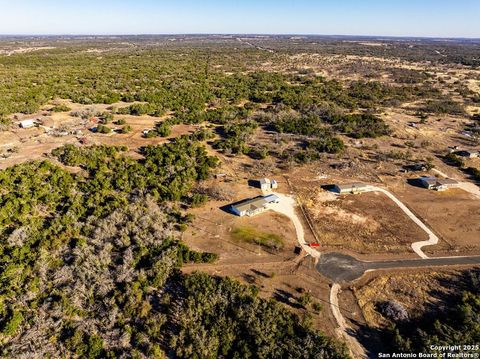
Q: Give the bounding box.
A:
[324,113,392,138]
[272,112,330,137]
[0,45,454,119]
[271,106,390,139]
[420,99,466,115]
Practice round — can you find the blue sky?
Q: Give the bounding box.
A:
[0,0,479,38]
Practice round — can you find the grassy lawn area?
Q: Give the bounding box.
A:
[231,225,284,251]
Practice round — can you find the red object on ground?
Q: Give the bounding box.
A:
[309,243,321,247]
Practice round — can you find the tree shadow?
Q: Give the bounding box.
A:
[273,288,303,309]
[241,273,256,284]
[251,269,270,278]
[353,322,386,358]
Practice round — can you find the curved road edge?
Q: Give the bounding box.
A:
[268,193,321,260]
[371,186,438,259]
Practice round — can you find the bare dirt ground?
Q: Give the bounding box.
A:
[183,204,298,264]
[0,46,56,56]
[181,172,298,260]
[286,167,428,256]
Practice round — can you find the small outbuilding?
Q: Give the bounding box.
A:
[259,178,278,191]
[230,194,280,217]
[333,182,371,195]
[19,119,35,129]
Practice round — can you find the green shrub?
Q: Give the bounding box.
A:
[144,130,157,138]
[1,310,23,336]
[298,292,312,307]
[328,113,391,138]
[156,122,172,137]
[0,116,12,127]
[121,125,132,134]
[190,193,208,208]
[309,136,345,154]
[96,124,111,134]
[51,104,71,112]
[213,121,257,155]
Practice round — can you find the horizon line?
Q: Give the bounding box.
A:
[0,33,479,40]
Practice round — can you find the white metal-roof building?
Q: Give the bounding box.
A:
[19,119,35,128]
[231,194,280,217]
[333,182,371,195]
[418,177,458,191]
[259,178,278,191]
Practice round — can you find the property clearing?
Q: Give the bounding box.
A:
[231,226,284,251]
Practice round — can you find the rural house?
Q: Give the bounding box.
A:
[230,194,280,217]
[418,177,458,191]
[333,182,371,195]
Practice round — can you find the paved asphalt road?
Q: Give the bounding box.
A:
[316,252,480,283]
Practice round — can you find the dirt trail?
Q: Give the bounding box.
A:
[330,284,367,358]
